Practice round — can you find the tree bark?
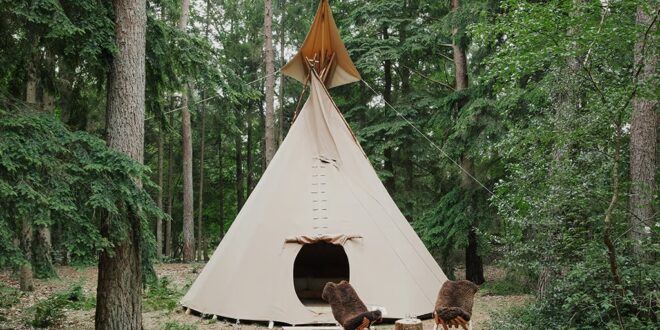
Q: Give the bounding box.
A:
[264,0,276,166]
[382,25,395,194]
[95,0,146,328]
[19,217,34,291]
[156,123,164,260]
[19,53,40,291]
[247,106,255,193]
[235,109,245,211]
[197,95,206,261]
[394,319,423,330]
[165,111,174,258]
[179,0,195,263]
[33,221,56,279]
[629,6,657,253]
[451,0,484,285]
[218,130,225,242]
[278,2,286,145]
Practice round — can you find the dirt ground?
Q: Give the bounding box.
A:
[0,264,531,330]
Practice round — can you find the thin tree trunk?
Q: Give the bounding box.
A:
[165,112,174,258]
[382,25,395,194]
[197,95,206,261]
[196,0,212,262]
[19,53,39,291]
[179,0,195,263]
[156,123,164,260]
[33,64,57,279]
[264,0,276,165]
[278,1,286,145]
[235,109,245,211]
[19,217,33,291]
[95,0,146,327]
[451,0,484,285]
[629,6,657,254]
[247,106,255,193]
[218,133,225,241]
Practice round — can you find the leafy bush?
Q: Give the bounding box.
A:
[144,276,183,312]
[25,284,94,328]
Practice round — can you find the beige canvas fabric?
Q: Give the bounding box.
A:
[281,0,361,88]
[181,73,447,324]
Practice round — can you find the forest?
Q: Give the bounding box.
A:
[0,0,657,329]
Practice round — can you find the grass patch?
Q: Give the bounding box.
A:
[25,284,95,328]
[144,276,183,312]
[480,278,532,296]
[163,321,198,330]
[0,282,21,308]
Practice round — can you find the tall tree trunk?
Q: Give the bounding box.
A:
[33,66,57,279]
[19,217,33,291]
[179,0,195,263]
[19,53,39,291]
[278,1,286,145]
[95,0,146,328]
[197,95,206,261]
[247,106,255,193]
[165,111,174,258]
[156,123,164,260]
[26,56,38,109]
[264,0,276,165]
[218,133,225,241]
[235,109,245,211]
[451,0,484,285]
[382,26,395,194]
[629,6,657,254]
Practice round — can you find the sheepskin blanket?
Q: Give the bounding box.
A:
[322,281,382,330]
[434,280,478,321]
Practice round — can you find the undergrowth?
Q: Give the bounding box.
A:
[144,276,183,312]
[25,284,95,328]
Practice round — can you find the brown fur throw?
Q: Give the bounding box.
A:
[342,310,383,330]
[322,281,381,329]
[434,280,478,321]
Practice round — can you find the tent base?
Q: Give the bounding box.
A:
[181,306,433,327]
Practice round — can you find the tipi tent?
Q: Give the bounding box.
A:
[181,0,447,325]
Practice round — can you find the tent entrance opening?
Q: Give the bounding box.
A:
[294,242,349,306]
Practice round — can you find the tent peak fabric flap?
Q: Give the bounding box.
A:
[281,0,361,88]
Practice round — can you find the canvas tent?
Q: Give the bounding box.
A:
[181,0,447,325]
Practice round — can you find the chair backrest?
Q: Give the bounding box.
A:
[322,281,369,325]
[434,280,479,321]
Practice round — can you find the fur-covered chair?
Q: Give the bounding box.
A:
[433,280,479,330]
[322,281,382,330]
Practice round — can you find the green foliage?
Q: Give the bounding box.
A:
[0,108,167,267]
[25,284,95,328]
[470,0,659,327]
[479,276,532,296]
[0,282,22,309]
[144,276,183,312]
[163,321,198,330]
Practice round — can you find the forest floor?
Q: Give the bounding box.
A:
[0,264,531,330]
